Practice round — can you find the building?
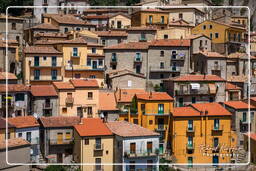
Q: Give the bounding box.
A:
[0,84,31,117]
[31,85,58,117]
[225,82,242,101]
[131,9,169,29]
[73,118,114,171]
[163,74,226,107]
[53,79,99,117]
[187,34,212,54]
[126,26,157,42]
[83,15,110,31]
[244,133,256,163]
[69,30,99,44]
[0,117,15,141]
[106,121,160,171]
[107,69,147,90]
[8,116,40,163]
[222,101,256,147]
[192,20,247,54]
[0,72,18,84]
[98,91,119,121]
[0,138,31,170]
[109,13,131,29]
[39,116,80,163]
[95,30,127,47]
[171,103,237,166]
[23,46,63,85]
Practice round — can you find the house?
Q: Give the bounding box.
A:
[163,74,226,107]
[98,91,119,121]
[0,84,31,117]
[69,30,99,44]
[23,46,63,85]
[106,121,160,171]
[0,72,18,84]
[186,34,212,54]
[171,103,237,166]
[131,9,169,29]
[0,117,15,141]
[8,116,40,163]
[73,118,114,171]
[244,133,256,163]
[192,20,247,54]
[83,15,110,31]
[225,82,242,101]
[39,116,81,163]
[222,101,256,147]
[95,30,128,47]
[53,79,99,117]
[107,69,147,90]
[109,13,131,29]
[0,138,31,170]
[126,26,157,42]
[31,85,58,117]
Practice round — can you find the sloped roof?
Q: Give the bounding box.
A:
[0,117,15,129]
[191,103,232,116]
[0,84,30,93]
[7,116,39,128]
[135,92,173,101]
[70,79,99,88]
[150,39,190,47]
[0,138,30,150]
[39,116,80,128]
[104,42,151,50]
[31,85,58,97]
[0,72,17,80]
[24,46,62,54]
[115,89,147,103]
[170,74,225,82]
[223,101,256,110]
[99,92,118,111]
[30,23,59,30]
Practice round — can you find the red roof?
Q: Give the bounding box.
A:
[173,107,201,117]
[40,116,80,128]
[225,83,242,90]
[0,138,30,150]
[31,85,57,97]
[7,116,39,128]
[104,42,151,50]
[223,101,256,110]
[199,51,226,58]
[150,39,190,47]
[135,92,173,101]
[70,79,99,88]
[191,103,232,116]
[99,92,118,111]
[171,74,225,82]
[53,82,74,90]
[0,84,30,93]
[115,89,147,103]
[74,118,113,137]
[0,72,17,80]
[245,133,256,141]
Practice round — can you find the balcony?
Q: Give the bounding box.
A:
[70,52,81,58]
[30,75,63,81]
[175,89,210,96]
[186,143,194,150]
[143,109,170,115]
[186,126,195,133]
[65,97,74,105]
[94,143,104,151]
[49,138,73,145]
[155,124,166,131]
[240,119,249,124]
[65,65,104,71]
[134,57,142,63]
[171,54,185,60]
[212,125,224,132]
[149,66,180,72]
[30,61,62,68]
[43,103,53,109]
[124,149,159,158]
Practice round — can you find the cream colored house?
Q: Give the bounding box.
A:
[53,79,100,117]
[73,118,114,171]
[109,13,131,29]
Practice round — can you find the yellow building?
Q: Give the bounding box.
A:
[23,46,63,85]
[0,118,15,141]
[109,13,131,29]
[131,9,169,29]
[171,103,237,166]
[231,16,248,28]
[192,20,247,54]
[53,79,99,117]
[73,118,114,171]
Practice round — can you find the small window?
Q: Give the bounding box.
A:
[160,51,164,56]
[66,132,71,140]
[87,58,91,66]
[92,48,96,53]
[43,56,47,60]
[203,25,206,30]
[89,75,96,79]
[98,59,103,66]
[209,25,212,29]
[149,120,153,125]
[75,73,81,79]
[84,138,89,145]
[11,23,16,30]
[149,15,153,24]
[160,62,164,69]
[18,132,22,137]
[179,13,183,19]
[161,16,164,24]
[76,27,80,31]
[205,40,208,45]
[133,119,138,124]
[210,33,213,39]
[88,92,93,99]
[160,74,164,79]
[215,33,219,38]
[64,27,68,33]
[62,107,67,114]
[164,34,168,39]
[102,39,106,45]
[112,64,116,70]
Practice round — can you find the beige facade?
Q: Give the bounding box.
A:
[109,14,131,29]
[156,27,191,39]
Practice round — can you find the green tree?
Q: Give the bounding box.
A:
[44,165,66,171]
[89,0,117,6]
[0,0,32,16]
[211,0,223,6]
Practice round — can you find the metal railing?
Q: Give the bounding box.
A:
[171,54,185,60]
[70,52,81,58]
[175,89,210,95]
[94,143,104,150]
[212,125,224,131]
[65,97,74,105]
[49,138,73,145]
[30,75,62,81]
[43,103,53,109]
[124,148,159,158]
[143,109,170,115]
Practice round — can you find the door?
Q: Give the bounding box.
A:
[158,104,164,114]
[159,144,164,154]
[130,143,136,154]
[51,70,57,80]
[213,156,219,166]
[158,118,164,130]
[57,133,63,144]
[214,138,219,148]
[147,142,152,153]
[188,157,193,168]
[92,61,97,69]
[57,153,63,163]
[52,56,57,66]
[34,56,39,66]
[117,21,122,28]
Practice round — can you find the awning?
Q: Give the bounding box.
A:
[190,83,200,89]
[209,83,217,94]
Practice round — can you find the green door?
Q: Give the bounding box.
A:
[159,144,164,154]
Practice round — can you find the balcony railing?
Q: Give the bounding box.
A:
[66,97,74,105]
[171,54,185,60]
[30,75,62,81]
[65,65,104,71]
[240,119,249,124]
[30,61,62,67]
[70,52,81,58]
[212,125,224,131]
[142,109,170,115]
[49,138,73,145]
[186,143,194,150]
[43,103,53,109]
[175,89,210,95]
[186,126,195,133]
[124,149,159,158]
[155,124,166,131]
[149,66,180,72]
[94,143,104,151]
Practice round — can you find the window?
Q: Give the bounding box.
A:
[129,161,135,170]
[111,53,117,62]
[130,142,136,154]
[164,34,168,39]
[251,112,254,121]
[75,73,81,79]
[15,93,24,101]
[238,33,241,41]
[34,70,40,80]
[141,104,145,114]
[64,27,68,32]
[5,132,10,139]
[158,104,164,114]
[209,97,214,102]
[11,23,16,30]
[188,157,193,168]
[92,48,96,53]
[149,15,153,24]
[210,33,213,39]
[117,21,122,28]
[172,51,176,59]
[192,97,196,103]
[88,92,93,99]
[84,138,89,145]
[160,62,164,69]
[51,70,57,80]
[18,132,22,137]
[95,158,102,170]
[203,25,206,30]
[98,59,103,66]
[66,132,71,140]
[188,136,193,147]
[228,33,231,41]
[95,138,101,149]
[215,33,219,38]
[62,107,67,114]
[179,13,183,19]
[147,142,153,153]
[52,56,57,66]
[205,40,208,45]
[160,51,164,56]
[149,120,153,125]
[73,47,78,56]
[16,36,20,43]
[87,107,93,116]
[128,80,132,87]
[34,56,39,66]
[44,8,47,13]
[112,64,116,70]
[135,65,141,74]
[188,120,193,130]
[133,119,138,124]
[135,53,141,61]
[233,33,236,41]
[242,112,247,122]
[76,27,80,31]
[209,25,212,29]
[160,74,164,79]
[213,137,219,148]
[26,132,32,143]
[141,33,146,41]
[214,119,220,130]
[102,39,106,45]
[87,58,91,66]
[43,56,47,60]
[147,160,153,169]
[161,16,164,24]
[178,98,183,107]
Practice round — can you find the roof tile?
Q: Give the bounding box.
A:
[7,116,39,128]
[135,92,173,101]
[39,116,80,128]
[31,85,58,97]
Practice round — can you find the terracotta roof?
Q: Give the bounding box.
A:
[24,46,62,54]
[0,138,30,150]
[87,43,104,47]
[135,92,173,101]
[109,69,146,79]
[31,85,58,97]
[127,26,157,31]
[84,9,128,13]
[87,53,105,57]
[0,72,17,80]
[191,103,232,116]
[171,74,225,82]
[109,13,131,19]
[135,9,168,13]
[169,19,192,27]
[199,51,226,58]
[209,20,246,30]
[185,34,209,39]
[173,106,201,117]
[225,82,242,90]
[0,84,30,93]
[115,89,147,103]
[30,23,59,30]
[245,133,256,141]
[106,121,159,137]
[34,39,63,45]
[0,15,24,20]
[53,82,74,90]
[74,118,113,137]
[223,101,256,110]
[70,79,99,88]
[150,39,190,47]
[99,92,118,111]
[55,37,87,44]
[227,75,248,82]
[39,116,80,128]
[7,116,39,128]
[84,15,110,19]
[94,31,128,37]
[104,42,151,50]
[34,32,68,38]
[0,117,15,129]
[228,52,247,59]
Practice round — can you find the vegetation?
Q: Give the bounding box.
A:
[44,165,67,171]
[211,0,223,6]
[89,0,117,6]
[0,0,32,16]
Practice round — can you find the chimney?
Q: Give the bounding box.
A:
[149,91,152,99]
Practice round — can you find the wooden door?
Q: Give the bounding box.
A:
[57,133,63,144]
